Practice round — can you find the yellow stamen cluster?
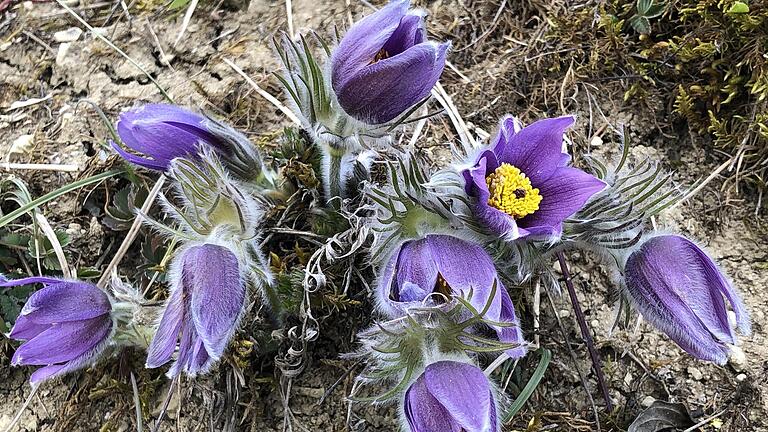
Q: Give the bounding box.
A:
[370,48,390,64]
[486,163,542,219]
[434,273,452,302]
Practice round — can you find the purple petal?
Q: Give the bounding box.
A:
[336,41,449,124]
[495,283,527,359]
[146,282,185,369]
[625,235,748,364]
[110,139,169,170]
[185,338,213,375]
[426,235,498,303]
[168,322,196,378]
[11,315,112,366]
[381,12,425,56]
[517,166,606,236]
[424,361,495,432]
[19,281,112,324]
[404,373,462,432]
[9,315,50,341]
[331,0,410,92]
[464,154,525,238]
[393,238,439,302]
[186,244,245,361]
[29,364,69,384]
[691,245,751,335]
[495,116,575,185]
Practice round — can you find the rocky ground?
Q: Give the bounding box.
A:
[1,0,766,431]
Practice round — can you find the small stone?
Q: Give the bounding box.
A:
[687,366,703,381]
[558,309,571,319]
[729,346,747,371]
[10,134,34,155]
[736,373,747,382]
[641,396,656,408]
[56,42,71,66]
[623,372,633,386]
[53,27,83,43]
[590,135,604,147]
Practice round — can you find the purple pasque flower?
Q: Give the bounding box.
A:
[377,234,526,358]
[462,115,606,240]
[1,277,114,385]
[146,243,245,376]
[111,104,233,171]
[331,0,449,125]
[624,234,751,364]
[404,360,498,432]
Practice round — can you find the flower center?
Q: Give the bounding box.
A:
[434,273,452,302]
[370,48,390,64]
[485,163,542,219]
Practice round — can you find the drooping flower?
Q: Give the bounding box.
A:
[111,104,262,177]
[377,234,527,358]
[146,243,245,376]
[462,115,606,240]
[404,360,499,432]
[623,234,751,364]
[1,277,114,384]
[331,0,449,125]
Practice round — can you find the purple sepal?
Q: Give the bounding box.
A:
[404,360,499,432]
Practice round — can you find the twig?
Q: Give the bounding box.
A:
[545,286,601,432]
[285,0,294,38]
[1,162,79,172]
[682,409,726,432]
[173,0,199,47]
[671,155,734,210]
[222,58,302,126]
[556,251,614,411]
[2,384,39,432]
[97,176,165,289]
[35,213,73,279]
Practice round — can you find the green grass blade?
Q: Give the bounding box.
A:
[0,169,125,228]
[502,347,552,423]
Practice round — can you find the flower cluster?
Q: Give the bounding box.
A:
[2,1,753,431]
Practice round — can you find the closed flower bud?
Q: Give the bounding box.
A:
[404,360,499,432]
[1,277,114,384]
[146,243,245,377]
[331,0,449,125]
[624,234,751,364]
[112,104,263,179]
[377,234,527,358]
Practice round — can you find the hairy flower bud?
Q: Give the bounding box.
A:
[1,277,114,384]
[623,234,751,364]
[146,243,245,377]
[377,234,527,358]
[404,360,499,432]
[111,104,264,180]
[331,0,449,125]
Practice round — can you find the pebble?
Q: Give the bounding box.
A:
[53,27,83,43]
[736,373,747,382]
[56,42,71,66]
[10,134,34,155]
[558,309,571,319]
[729,346,747,371]
[641,395,656,407]
[687,366,703,381]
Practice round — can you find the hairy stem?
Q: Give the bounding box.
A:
[323,144,346,201]
[556,251,614,412]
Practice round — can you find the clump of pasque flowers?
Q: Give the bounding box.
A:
[274,0,449,199]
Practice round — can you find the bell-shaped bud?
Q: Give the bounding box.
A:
[624,234,751,364]
[331,0,449,125]
[403,360,499,432]
[377,234,527,358]
[145,243,245,377]
[111,104,265,181]
[1,277,114,384]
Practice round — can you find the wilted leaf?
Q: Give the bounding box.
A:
[727,1,749,13]
[628,401,694,432]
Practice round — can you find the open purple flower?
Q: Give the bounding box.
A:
[624,234,751,364]
[404,360,498,432]
[331,0,449,125]
[1,277,114,385]
[377,234,526,358]
[146,243,245,376]
[112,104,237,171]
[462,115,606,240]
